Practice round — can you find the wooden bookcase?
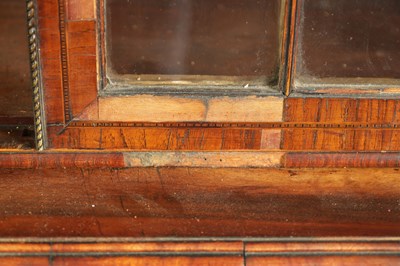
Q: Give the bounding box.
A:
[0,0,398,264]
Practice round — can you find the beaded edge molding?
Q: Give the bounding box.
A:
[27,0,46,150]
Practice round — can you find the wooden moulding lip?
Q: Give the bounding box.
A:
[0,151,399,169]
[0,238,398,256]
[1,236,400,243]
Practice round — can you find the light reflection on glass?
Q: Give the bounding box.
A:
[296,0,400,86]
[106,0,282,87]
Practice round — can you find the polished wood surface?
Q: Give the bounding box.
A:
[1,151,400,168]
[0,167,398,237]
[44,97,400,151]
[0,240,398,265]
[283,98,400,151]
[38,0,64,124]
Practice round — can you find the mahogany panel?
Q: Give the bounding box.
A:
[66,0,95,20]
[284,152,400,168]
[284,98,400,123]
[283,128,400,151]
[260,129,282,150]
[0,168,398,237]
[2,150,399,168]
[283,98,400,151]
[66,20,97,118]
[38,0,64,124]
[47,126,264,150]
[0,152,125,168]
[220,129,262,150]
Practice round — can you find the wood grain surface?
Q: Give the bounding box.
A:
[97,96,284,122]
[0,167,398,237]
[38,0,64,124]
[0,240,399,265]
[1,151,399,168]
[66,20,97,118]
[0,152,125,168]
[283,98,400,151]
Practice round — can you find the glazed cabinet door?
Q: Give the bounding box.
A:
[33,0,399,153]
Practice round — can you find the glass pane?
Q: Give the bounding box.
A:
[105,0,283,87]
[295,0,400,86]
[0,0,34,149]
[0,0,32,117]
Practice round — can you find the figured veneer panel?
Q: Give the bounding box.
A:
[48,126,264,150]
[260,129,281,150]
[283,129,400,151]
[284,152,400,168]
[167,129,204,150]
[0,152,125,168]
[283,98,400,151]
[220,129,262,150]
[39,0,98,123]
[66,20,97,118]
[195,128,224,150]
[66,0,95,21]
[284,98,400,123]
[38,0,64,124]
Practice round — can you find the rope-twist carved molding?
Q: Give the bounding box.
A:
[27,0,45,150]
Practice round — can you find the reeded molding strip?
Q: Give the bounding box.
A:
[58,0,72,123]
[27,0,46,150]
[69,121,400,129]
